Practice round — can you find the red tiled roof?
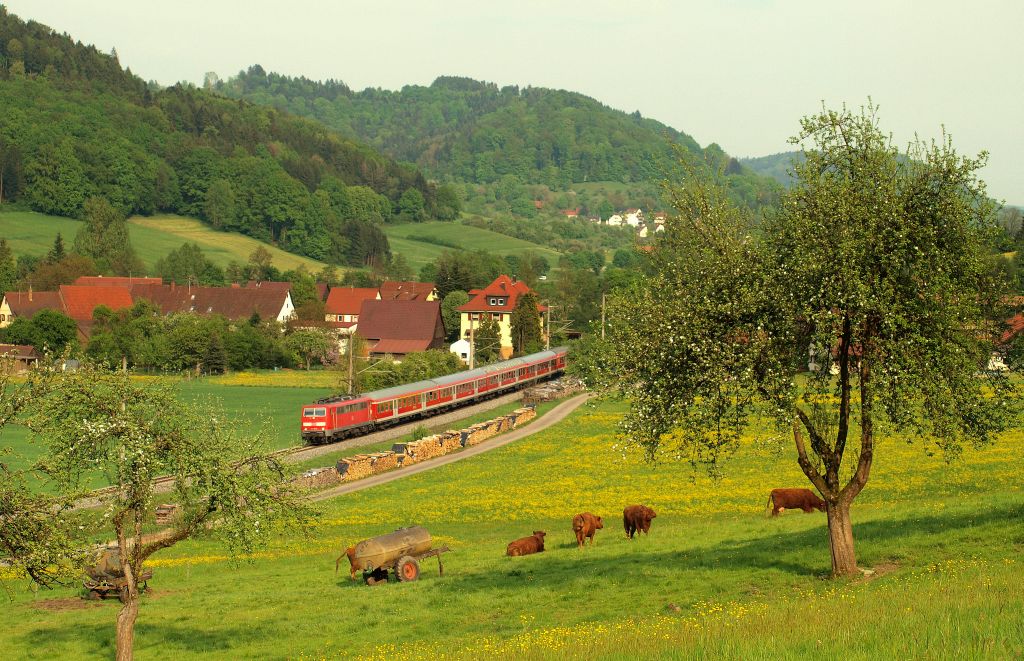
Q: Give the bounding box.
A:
[1002,314,1024,344]
[325,287,379,316]
[457,275,545,313]
[0,344,37,359]
[371,338,435,355]
[356,300,445,351]
[58,285,133,321]
[380,281,436,301]
[130,283,289,320]
[3,291,63,318]
[74,276,162,287]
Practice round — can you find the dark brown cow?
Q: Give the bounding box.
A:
[766,488,826,516]
[623,505,657,539]
[506,531,546,556]
[572,512,604,547]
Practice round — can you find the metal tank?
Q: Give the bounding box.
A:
[351,526,433,572]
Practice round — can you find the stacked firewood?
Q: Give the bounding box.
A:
[331,405,540,483]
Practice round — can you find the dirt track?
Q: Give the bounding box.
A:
[309,393,592,502]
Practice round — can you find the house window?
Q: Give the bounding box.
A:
[489,298,497,305]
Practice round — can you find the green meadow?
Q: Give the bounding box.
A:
[383,220,563,272]
[1,398,1021,659]
[0,211,330,273]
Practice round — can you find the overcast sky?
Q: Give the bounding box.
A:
[6,1,1022,202]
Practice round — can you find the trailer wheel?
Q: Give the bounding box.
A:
[396,555,420,582]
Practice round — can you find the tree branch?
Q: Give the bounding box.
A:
[792,419,834,500]
[834,313,853,462]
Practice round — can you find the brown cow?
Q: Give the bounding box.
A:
[623,505,657,539]
[334,545,357,579]
[572,512,604,547]
[506,531,546,556]
[766,488,826,516]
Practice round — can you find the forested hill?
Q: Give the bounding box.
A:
[218,69,779,208]
[739,151,803,187]
[0,8,458,267]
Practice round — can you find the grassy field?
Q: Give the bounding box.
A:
[1,398,1022,659]
[0,211,329,272]
[0,377,333,481]
[383,220,563,272]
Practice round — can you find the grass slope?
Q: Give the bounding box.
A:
[1,399,1022,659]
[0,211,329,273]
[384,220,563,272]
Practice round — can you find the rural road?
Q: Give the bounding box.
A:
[309,392,592,503]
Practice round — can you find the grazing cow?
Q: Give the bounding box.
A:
[766,488,826,516]
[506,531,546,557]
[623,505,657,539]
[335,545,358,579]
[572,512,604,547]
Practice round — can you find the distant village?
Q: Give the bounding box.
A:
[558,207,667,238]
[0,273,546,372]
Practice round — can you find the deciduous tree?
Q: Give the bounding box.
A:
[590,105,1013,577]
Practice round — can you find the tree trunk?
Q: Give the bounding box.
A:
[826,498,857,577]
[115,591,139,661]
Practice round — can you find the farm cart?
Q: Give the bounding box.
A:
[83,547,153,602]
[338,526,451,585]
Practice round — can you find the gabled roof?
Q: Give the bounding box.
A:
[74,276,162,287]
[2,291,63,318]
[0,344,37,359]
[356,300,444,345]
[371,338,435,355]
[58,285,133,321]
[325,287,380,316]
[131,283,289,320]
[1002,314,1024,344]
[457,275,545,313]
[380,281,436,301]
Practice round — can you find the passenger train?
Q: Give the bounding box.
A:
[300,347,569,444]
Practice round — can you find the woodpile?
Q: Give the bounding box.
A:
[331,405,540,484]
[522,377,584,405]
[154,504,179,525]
[293,467,343,490]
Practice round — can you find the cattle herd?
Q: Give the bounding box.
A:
[504,489,826,558]
[505,504,656,557]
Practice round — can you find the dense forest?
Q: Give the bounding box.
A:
[0,9,460,268]
[218,69,781,212]
[739,151,804,186]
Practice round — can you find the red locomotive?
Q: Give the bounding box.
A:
[300,347,568,444]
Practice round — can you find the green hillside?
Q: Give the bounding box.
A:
[383,220,562,271]
[1,211,330,272]
[0,8,457,270]
[740,151,803,186]
[218,70,783,214]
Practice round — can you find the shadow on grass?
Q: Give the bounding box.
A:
[21,620,264,656]
[435,501,1024,594]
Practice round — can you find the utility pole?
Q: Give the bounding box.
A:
[347,330,355,394]
[601,293,606,340]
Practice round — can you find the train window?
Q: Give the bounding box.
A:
[303,407,326,417]
[378,400,393,412]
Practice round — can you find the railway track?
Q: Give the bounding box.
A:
[72,390,526,510]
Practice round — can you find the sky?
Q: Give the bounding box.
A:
[5,0,1022,202]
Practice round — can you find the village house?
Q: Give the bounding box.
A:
[355,299,446,360]
[324,287,380,326]
[652,211,667,225]
[379,281,438,302]
[0,290,62,328]
[131,283,295,323]
[561,208,580,219]
[606,214,623,227]
[0,344,39,373]
[624,208,644,227]
[457,274,546,360]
